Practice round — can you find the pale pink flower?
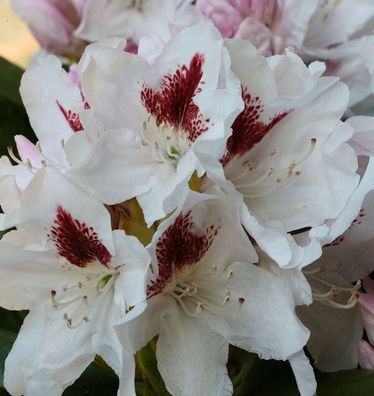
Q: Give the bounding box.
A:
[195,0,317,55]
[11,0,87,58]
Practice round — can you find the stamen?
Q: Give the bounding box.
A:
[7,145,22,164]
[233,138,317,198]
[51,272,116,328]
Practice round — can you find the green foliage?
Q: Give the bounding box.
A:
[0,57,36,154]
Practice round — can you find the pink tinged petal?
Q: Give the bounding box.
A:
[141,53,211,142]
[347,116,374,158]
[124,40,138,54]
[138,34,165,64]
[48,205,112,268]
[195,0,243,38]
[147,211,219,298]
[234,17,273,56]
[12,0,84,57]
[359,293,374,315]
[358,340,374,370]
[14,135,42,168]
[364,277,374,296]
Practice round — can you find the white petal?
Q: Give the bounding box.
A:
[304,0,374,49]
[347,116,374,157]
[78,42,149,132]
[202,261,310,361]
[4,305,95,396]
[20,54,84,167]
[112,230,150,315]
[156,301,232,396]
[0,244,84,310]
[289,350,317,396]
[18,166,115,256]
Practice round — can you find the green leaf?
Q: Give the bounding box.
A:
[0,58,24,107]
[63,361,118,395]
[0,57,36,155]
[135,340,170,396]
[243,358,374,396]
[0,328,17,390]
[316,369,374,396]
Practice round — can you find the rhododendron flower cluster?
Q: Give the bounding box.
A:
[2,1,374,396]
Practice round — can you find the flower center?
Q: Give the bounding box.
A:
[168,265,233,317]
[141,115,192,163]
[50,271,116,328]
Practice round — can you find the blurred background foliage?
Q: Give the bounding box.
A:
[0,0,38,68]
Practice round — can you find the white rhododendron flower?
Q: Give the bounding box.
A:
[0,167,150,395]
[117,193,316,396]
[70,20,243,224]
[206,40,359,268]
[2,4,374,396]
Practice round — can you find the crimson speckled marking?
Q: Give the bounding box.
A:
[141,53,210,142]
[147,211,219,298]
[221,86,290,165]
[49,205,112,267]
[57,101,84,132]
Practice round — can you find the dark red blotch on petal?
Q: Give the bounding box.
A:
[49,205,112,267]
[221,86,290,165]
[141,53,210,142]
[147,211,219,297]
[57,101,84,133]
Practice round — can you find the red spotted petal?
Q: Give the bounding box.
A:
[141,53,210,142]
[221,86,290,165]
[147,211,219,297]
[49,205,112,267]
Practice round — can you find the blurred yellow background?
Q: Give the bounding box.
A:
[0,0,39,68]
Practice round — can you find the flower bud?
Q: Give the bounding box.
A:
[12,0,87,58]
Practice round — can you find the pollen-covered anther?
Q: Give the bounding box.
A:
[222,290,231,305]
[50,273,116,328]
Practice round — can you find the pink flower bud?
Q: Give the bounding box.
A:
[12,0,87,58]
[358,340,374,370]
[195,0,243,38]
